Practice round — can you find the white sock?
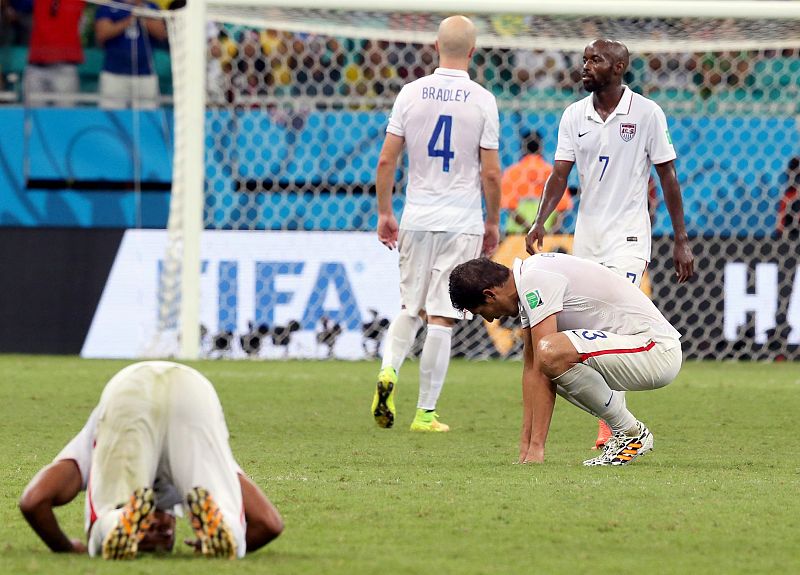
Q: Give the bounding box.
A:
[87,508,124,557]
[417,324,453,410]
[380,314,422,373]
[552,363,636,433]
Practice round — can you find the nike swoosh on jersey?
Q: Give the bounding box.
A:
[578,131,591,138]
[604,392,613,407]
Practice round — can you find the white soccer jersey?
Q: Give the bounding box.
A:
[513,253,681,344]
[54,362,243,538]
[386,67,499,235]
[554,86,676,262]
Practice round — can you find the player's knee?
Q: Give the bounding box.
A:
[537,335,575,378]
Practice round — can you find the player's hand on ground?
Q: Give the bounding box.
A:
[673,238,694,282]
[517,432,530,464]
[482,222,499,257]
[70,539,87,554]
[377,214,399,250]
[525,223,546,255]
[522,445,544,464]
[184,538,202,553]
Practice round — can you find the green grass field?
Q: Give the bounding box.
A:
[1,356,799,574]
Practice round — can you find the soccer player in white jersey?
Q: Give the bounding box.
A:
[371,15,502,432]
[449,255,683,466]
[19,361,283,559]
[525,39,694,449]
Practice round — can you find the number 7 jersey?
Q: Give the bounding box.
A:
[554,86,676,262]
[386,67,499,235]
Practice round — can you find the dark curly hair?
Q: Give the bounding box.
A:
[449,258,511,312]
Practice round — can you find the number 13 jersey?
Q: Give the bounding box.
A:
[554,86,676,262]
[386,67,499,235]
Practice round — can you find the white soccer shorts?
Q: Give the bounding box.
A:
[87,361,245,557]
[564,330,682,392]
[397,230,482,319]
[599,255,649,288]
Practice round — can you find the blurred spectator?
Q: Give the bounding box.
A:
[777,156,800,239]
[644,53,695,95]
[1,0,33,46]
[513,50,570,92]
[24,0,85,106]
[95,0,167,109]
[396,41,435,82]
[230,29,269,104]
[206,23,227,104]
[500,129,572,235]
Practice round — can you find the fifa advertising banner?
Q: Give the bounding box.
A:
[82,230,399,359]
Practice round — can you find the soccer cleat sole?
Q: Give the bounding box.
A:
[187,486,237,559]
[373,380,395,428]
[101,487,155,560]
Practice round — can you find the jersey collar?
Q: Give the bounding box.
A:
[434,67,470,78]
[512,258,524,291]
[585,85,633,124]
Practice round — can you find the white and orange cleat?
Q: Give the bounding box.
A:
[101,487,155,560]
[187,486,237,559]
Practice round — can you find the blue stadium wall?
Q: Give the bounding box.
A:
[0,107,795,235]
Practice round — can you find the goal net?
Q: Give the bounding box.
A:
[145,0,800,360]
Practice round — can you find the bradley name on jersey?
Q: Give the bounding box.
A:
[421,87,471,103]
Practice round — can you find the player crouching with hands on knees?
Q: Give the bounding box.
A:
[449,255,683,466]
[19,361,283,559]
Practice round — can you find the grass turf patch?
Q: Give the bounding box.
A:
[1,356,799,574]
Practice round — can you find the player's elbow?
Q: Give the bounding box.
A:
[247,510,284,552]
[19,489,46,520]
[481,167,502,190]
[377,153,397,172]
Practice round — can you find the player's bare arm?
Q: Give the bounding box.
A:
[518,326,535,463]
[655,160,694,282]
[19,459,86,553]
[525,160,574,254]
[239,472,284,553]
[479,147,502,257]
[521,314,560,464]
[375,133,405,250]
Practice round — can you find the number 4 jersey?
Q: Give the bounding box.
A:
[513,253,681,345]
[386,67,499,235]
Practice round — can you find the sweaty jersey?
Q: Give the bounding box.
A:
[513,253,681,345]
[386,67,499,235]
[554,86,676,262]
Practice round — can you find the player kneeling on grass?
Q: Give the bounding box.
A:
[19,361,283,559]
[449,254,683,466]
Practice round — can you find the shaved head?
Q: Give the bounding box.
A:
[437,15,477,59]
[589,38,630,73]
